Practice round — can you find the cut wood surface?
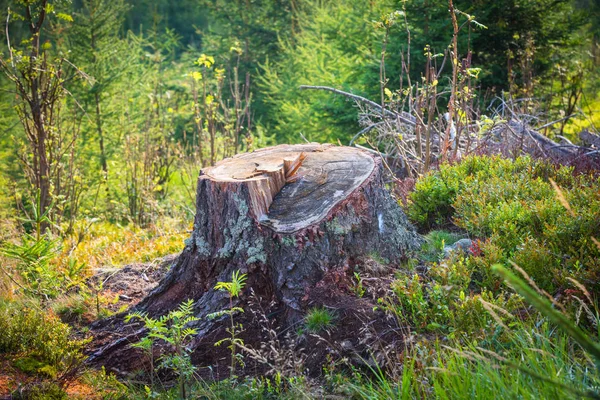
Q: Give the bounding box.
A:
[203,144,375,232]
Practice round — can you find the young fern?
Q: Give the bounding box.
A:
[208,270,247,378]
[126,299,199,399]
[213,270,247,298]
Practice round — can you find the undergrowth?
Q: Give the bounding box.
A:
[406,155,600,293]
[62,219,188,271]
[1,154,599,399]
[341,326,599,399]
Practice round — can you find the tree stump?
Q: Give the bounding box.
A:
[89,143,422,370]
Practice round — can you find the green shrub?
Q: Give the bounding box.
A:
[12,381,68,400]
[406,155,600,293]
[406,156,520,229]
[406,166,459,230]
[385,257,521,335]
[407,155,580,230]
[0,234,87,300]
[465,237,505,291]
[388,273,430,329]
[0,299,87,378]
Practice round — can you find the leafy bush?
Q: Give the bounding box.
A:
[407,155,576,229]
[1,235,63,299]
[465,237,505,291]
[407,156,513,229]
[406,155,600,293]
[385,254,522,335]
[12,381,68,400]
[0,299,87,380]
[0,234,88,300]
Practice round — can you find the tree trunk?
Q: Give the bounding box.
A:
[88,143,422,371]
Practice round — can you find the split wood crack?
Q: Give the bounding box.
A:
[203,144,377,231]
[243,151,308,220]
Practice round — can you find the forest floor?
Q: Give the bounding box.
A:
[90,254,178,315]
[83,253,418,381]
[0,251,422,398]
[0,359,96,399]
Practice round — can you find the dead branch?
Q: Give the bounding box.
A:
[580,130,600,148]
[299,85,416,126]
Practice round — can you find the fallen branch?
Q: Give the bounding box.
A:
[299,85,416,126]
[580,130,600,148]
[349,122,384,145]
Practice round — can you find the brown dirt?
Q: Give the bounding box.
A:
[188,260,407,381]
[299,263,408,375]
[91,254,178,313]
[0,358,27,399]
[83,255,178,376]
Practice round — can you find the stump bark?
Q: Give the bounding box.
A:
[89,143,421,369]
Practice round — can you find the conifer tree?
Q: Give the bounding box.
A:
[68,0,129,179]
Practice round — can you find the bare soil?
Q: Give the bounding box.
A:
[90,253,178,314]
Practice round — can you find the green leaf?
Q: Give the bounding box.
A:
[56,13,73,22]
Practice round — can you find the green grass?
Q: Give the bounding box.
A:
[304,307,336,333]
[341,325,599,399]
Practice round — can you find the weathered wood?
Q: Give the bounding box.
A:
[580,129,600,148]
[140,143,421,310]
[88,143,422,372]
[484,120,600,162]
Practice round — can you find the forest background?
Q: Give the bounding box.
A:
[0,0,597,231]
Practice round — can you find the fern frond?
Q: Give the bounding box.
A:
[207,310,229,320]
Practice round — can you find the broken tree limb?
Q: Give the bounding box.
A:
[299,85,416,126]
[482,120,600,172]
[349,122,384,146]
[580,129,600,148]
